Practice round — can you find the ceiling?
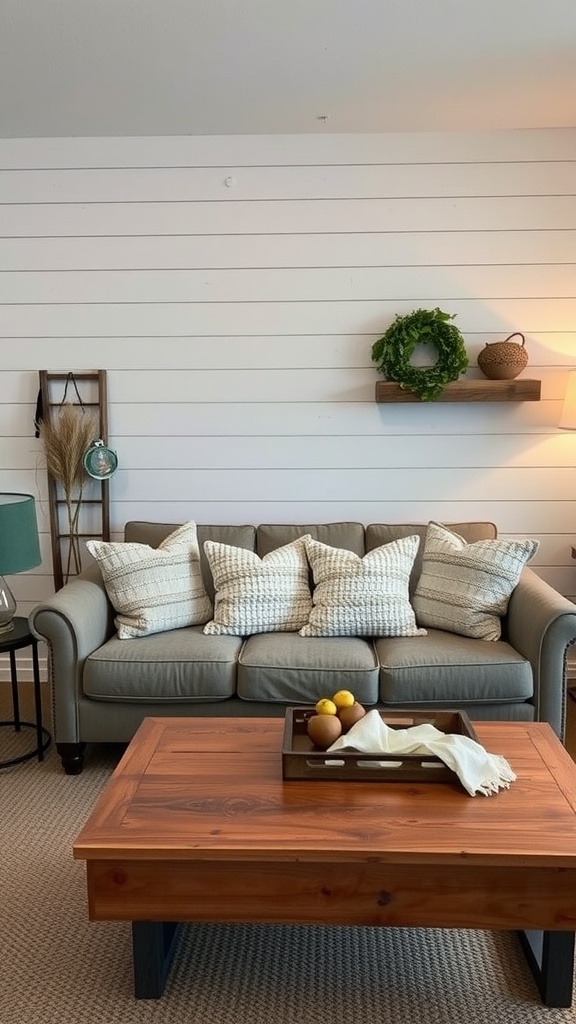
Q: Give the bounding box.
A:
[2,0,576,139]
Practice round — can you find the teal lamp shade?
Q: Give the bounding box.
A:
[0,493,41,633]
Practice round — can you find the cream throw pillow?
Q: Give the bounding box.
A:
[86,521,212,639]
[203,537,312,635]
[412,521,539,641]
[299,535,426,637]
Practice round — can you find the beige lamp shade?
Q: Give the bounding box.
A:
[559,370,576,430]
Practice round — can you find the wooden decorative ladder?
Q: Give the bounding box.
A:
[38,369,111,591]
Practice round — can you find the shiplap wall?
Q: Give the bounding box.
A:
[1,128,576,634]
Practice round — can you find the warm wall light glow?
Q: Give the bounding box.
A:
[559,371,576,430]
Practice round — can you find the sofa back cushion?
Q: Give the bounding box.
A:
[257,522,365,558]
[365,522,497,597]
[124,522,256,603]
[122,519,498,607]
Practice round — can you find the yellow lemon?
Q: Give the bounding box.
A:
[315,697,338,716]
[332,689,355,709]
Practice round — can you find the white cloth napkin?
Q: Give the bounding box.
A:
[327,710,516,796]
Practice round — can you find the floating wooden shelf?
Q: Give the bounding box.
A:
[375,379,541,403]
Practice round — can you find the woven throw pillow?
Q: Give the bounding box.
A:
[299,535,426,638]
[203,536,313,636]
[86,521,212,639]
[412,521,539,641]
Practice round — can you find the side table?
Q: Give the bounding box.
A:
[0,616,51,767]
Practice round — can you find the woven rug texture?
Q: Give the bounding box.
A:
[2,718,576,1024]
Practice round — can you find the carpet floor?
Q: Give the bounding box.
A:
[3,721,576,1024]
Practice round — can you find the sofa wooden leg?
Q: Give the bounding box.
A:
[57,742,86,775]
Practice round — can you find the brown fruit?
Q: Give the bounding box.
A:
[307,713,343,749]
[338,702,366,732]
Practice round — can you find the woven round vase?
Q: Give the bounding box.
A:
[477,332,528,380]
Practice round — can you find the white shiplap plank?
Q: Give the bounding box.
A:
[0,129,574,168]
[107,434,576,472]
[8,433,576,471]
[0,334,573,371]
[104,466,576,503]
[3,264,575,305]
[1,161,575,204]
[108,399,566,436]
[0,400,567,440]
[2,196,576,237]
[7,465,574,519]
[0,335,379,370]
[2,367,377,403]
[7,573,61,603]
[2,298,576,338]
[0,469,49,499]
[106,498,576,535]
[3,231,576,272]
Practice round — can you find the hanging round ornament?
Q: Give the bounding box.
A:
[83,439,118,480]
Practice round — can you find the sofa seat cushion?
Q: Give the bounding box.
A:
[237,633,379,704]
[375,630,533,707]
[82,626,242,702]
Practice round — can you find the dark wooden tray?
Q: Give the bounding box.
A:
[282,707,478,783]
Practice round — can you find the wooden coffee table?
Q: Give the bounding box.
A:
[73,717,576,1004]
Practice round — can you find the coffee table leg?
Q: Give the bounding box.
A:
[131,921,182,998]
[517,929,575,1007]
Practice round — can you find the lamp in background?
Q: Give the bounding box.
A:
[559,370,576,430]
[0,494,41,634]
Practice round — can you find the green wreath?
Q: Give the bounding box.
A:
[371,307,469,401]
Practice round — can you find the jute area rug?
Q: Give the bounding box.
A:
[2,726,576,1024]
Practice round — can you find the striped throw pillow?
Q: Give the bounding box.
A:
[203,536,312,636]
[299,535,426,637]
[412,521,539,640]
[86,521,212,638]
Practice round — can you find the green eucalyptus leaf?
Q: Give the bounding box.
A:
[371,307,469,401]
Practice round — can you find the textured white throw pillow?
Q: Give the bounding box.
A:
[203,537,312,635]
[412,521,539,641]
[86,521,212,639]
[299,535,426,637]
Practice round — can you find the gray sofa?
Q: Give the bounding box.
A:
[29,520,576,774]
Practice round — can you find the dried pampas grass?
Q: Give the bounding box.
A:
[39,404,98,581]
[40,403,97,493]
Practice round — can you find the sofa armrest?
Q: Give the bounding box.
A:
[506,566,576,739]
[29,563,114,744]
